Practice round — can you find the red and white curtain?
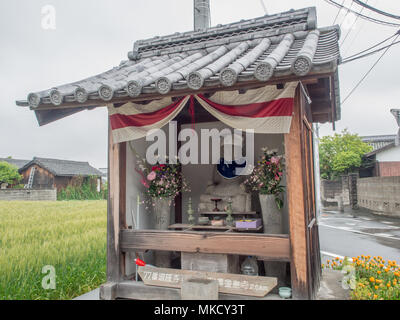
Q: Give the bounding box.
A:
[108,82,298,143]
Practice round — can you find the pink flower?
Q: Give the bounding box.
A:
[147,171,156,181]
[271,156,280,164]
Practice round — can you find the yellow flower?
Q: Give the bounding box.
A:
[377,270,381,274]
[335,257,339,261]
[373,294,378,299]
[387,282,391,288]
[369,277,375,282]
[374,285,379,290]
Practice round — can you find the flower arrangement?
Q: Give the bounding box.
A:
[323,255,400,300]
[243,147,285,209]
[133,151,190,207]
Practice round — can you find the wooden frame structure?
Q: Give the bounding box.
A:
[103,81,328,299]
[16,6,341,300]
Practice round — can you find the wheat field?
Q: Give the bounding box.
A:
[0,200,107,300]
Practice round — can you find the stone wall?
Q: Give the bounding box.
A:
[0,189,57,201]
[357,176,400,217]
[320,176,350,208]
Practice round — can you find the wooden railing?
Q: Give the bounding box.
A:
[120,229,291,261]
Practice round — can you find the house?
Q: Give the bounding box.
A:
[18,157,103,191]
[16,3,341,300]
[360,135,400,177]
[360,109,400,177]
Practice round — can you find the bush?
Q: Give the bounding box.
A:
[323,255,400,300]
[57,176,107,200]
[0,161,22,185]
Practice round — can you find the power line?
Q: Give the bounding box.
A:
[342,32,398,60]
[341,34,400,105]
[342,0,377,56]
[323,0,400,27]
[340,0,368,46]
[341,39,400,64]
[333,0,346,25]
[352,0,400,21]
[339,0,354,30]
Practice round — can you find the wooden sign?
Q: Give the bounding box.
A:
[138,266,277,297]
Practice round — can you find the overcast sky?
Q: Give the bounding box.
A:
[1,0,399,168]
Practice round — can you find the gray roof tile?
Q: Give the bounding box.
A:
[0,158,31,169]
[19,157,102,177]
[20,7,340,110]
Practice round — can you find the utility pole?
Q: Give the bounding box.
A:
[194,0,211,30]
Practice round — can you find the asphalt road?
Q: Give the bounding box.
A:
[319,209,400,263]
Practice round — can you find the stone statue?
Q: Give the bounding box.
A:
[198,132,252,213]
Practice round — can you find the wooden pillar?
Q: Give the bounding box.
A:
[107,121,127,283]
[284,87,309,299]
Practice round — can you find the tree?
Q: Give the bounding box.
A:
[0,161,22,185]
[319,129,373,180]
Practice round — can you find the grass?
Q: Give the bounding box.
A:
[0,200,107,300]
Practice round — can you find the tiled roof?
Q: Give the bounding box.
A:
[361,135,397,152]
[0,158,31,169]
[18,7,340,110]
[19,157,102,177]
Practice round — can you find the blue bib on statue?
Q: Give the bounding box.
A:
[217,158,247,179]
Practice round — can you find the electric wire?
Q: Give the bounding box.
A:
[333,0,346,25]
[340,0,367,46]
[341,39,400,64]
[352,0,400,21]
[342,32,398,61]
[341,34,400,105]
[342,0,377,56]
[339,0,354,30]
[323,0,400,27]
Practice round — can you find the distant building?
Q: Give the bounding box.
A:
[360,135,400,177]
[18,157,103,191]
[98,167,108,182]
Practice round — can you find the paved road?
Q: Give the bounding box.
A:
[319,209,400,263]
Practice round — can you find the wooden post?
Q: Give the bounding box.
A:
[106,120,127,284]
[284,87,309,299]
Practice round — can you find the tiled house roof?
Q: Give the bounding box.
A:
[0,158,31,169]
[362,135,397,152]
[19,157,102,177]
[17,7,340,115]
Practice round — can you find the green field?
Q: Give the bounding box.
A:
[0,200,107,300]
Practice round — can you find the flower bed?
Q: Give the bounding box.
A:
[323,255,400,300]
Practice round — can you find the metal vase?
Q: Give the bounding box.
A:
[153,197,172,268]
[259,193,286,289]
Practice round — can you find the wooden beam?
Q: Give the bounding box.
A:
[120,229,290,260]
[116,280,280,300]
[310,101,331,114]
[107,121,127,284]
[284,87,309,299]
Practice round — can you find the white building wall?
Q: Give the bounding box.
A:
[376,145,400,162]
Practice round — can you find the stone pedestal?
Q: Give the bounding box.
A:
[259,194,286,289]
[181,278,219,300]
[181,252,240,274]
[154,198,172,268]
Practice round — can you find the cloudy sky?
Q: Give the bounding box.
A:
[1,0,399,168]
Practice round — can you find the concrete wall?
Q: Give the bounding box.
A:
[320,176,350,208]
[0,189,57,201]
[357,176,400,217]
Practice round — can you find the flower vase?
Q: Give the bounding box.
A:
[153,197,172,268]
[259,194,286,289]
